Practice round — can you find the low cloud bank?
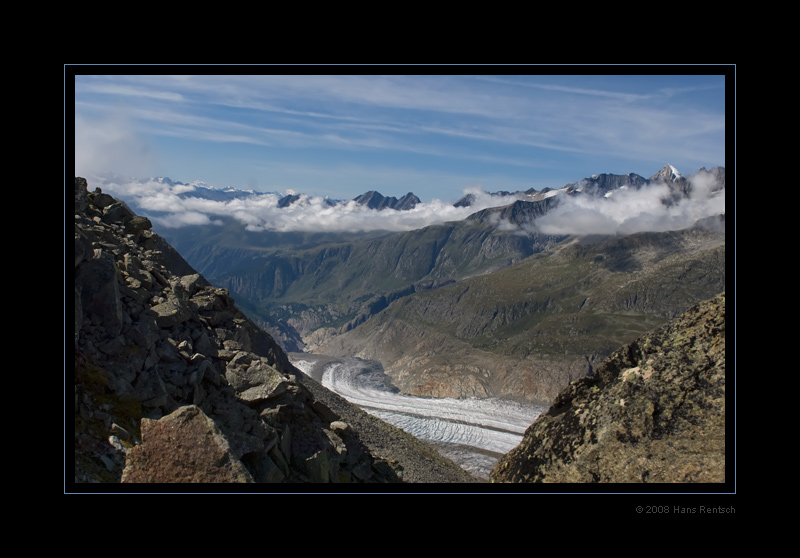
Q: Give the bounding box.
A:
[94,172,724,236]
[95,177,524,233]
[533,175,725,236]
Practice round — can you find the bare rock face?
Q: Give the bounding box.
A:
[491,293,726,484]
[121,406,254,483]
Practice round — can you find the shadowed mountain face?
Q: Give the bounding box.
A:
[352,191,421,211]
[490,293,726,484]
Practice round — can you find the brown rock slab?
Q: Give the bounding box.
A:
[122,405,253,483]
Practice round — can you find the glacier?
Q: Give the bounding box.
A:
[291,355,545,480]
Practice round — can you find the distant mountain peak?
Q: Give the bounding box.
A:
[353,190,420,211]
[567,172,649,196]
[649,164,683,183]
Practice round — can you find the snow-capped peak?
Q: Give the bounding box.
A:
[649,165,683,183]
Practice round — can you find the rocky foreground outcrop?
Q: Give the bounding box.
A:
[72,177,476,485]
[491,292,726,483]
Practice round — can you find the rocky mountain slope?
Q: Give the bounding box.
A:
[72,177,477,485]
[490,292,726,483]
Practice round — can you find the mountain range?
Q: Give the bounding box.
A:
[94,174,424,211]
[72,163,729,486]
[103,164,722,212]
[106,165,724,407]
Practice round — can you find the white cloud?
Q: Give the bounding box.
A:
[92,171,724,237]
[75,112,158,179]
[168,211,222,227]
[533,179,725,236]
[96,177,527,233]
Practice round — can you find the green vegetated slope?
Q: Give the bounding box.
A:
[164,219,394,289]
[158,193,725,408]
[177,201,567,349]
[316,220,725,406]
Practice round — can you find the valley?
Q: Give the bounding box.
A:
[313,220,725,405]
[89,165,726,483]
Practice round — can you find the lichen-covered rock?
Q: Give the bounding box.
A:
[121,405,254,483]
[491,293,726,484]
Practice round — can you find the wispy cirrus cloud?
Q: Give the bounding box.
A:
[74,73,727,200]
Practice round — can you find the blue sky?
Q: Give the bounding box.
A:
[73,71,728,203]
